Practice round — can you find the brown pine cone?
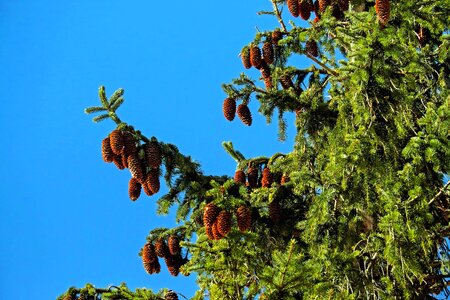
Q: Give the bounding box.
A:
[262,41,274,65]
[279,75,295,90]
[168,236,180,256]
[109,129,124,155]
[112,153,125,170]
[205,225,215,240]
[128,177,141,201]
[142,243,157,264]
[306,40,319,57]
[318,0,331,14]
[127,153,146,183]
[223,98,236,121]
[217,210,232,236]
[247,167,258,189]
[375,0,390,26]
[264,77,273,90]
[287,0,299,17]
[261,167,273,188]
[142,180,154,196]
[236,205,252,232]
[250,45,262,69]
[299,0,311,20]
[144,142,162,169]
[122,131,137,156]
[280,174,290,185]
[234,170,246,185]
[272,30,283,46]
[145,169,160,194]
[237,104,252,126]
[121,153,129,169]
[211,221,224,240]
[155,238,170,258]
[241,47,252,69]
[101,137,114,162]
[164,255,182,276]
[165,290,179,300]
[313,0,321,18]
[203,203,220,227]
[417,26,430,46]
[331,4,344,20]
[260,61,271,79]
[269,201,281,224]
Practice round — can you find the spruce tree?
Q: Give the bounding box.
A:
[60,0,450,299]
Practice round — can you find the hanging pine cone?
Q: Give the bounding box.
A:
[241,46,252,69]
[280,174,290,185]
[145,169,160,194]
[236,205,251,232]
[164,255,182,276]
[205,224,215,240]
[109,129,124,155]
[262,41,274,65]
[112,153,125,170]
[417,26,430,46]
[165,290,179,300]
[260,61,271,79]
[142,242,157,269]
[122,131,137,156]
[211,221,224,240]
[313,0,321,18]
[155,238,169,258]
[250,45,262,69]
[269,201,281,224]
[144,142,161,169]
[128,153,145,183]
[168,236,180,256]
[142,180,154,196]
[306,40,319,57]
[272,30,283,46]
[234,170,246,185]
[121,153,129,169]
[247,167,258,189]
[375,0,390,26]
[143,259,161,274]
[237,104,252,126]
[101,137,114,162]
[203,203,220,227]
[261,167,273,188]
[223,98,236,121]
[217,210,232,236]
[299,0,311,20]
[264,77,273,90]
[279,75,295,90]
[128,177,141,201]
[287,0,299,17]
[318,0,331,14]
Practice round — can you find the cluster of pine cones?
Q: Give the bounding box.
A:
[222,98,252,126]
[234,166,289,190]
[101,129,162,201]
[202,203,252,240]
[142,236,188,277]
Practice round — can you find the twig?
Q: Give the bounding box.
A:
[306,53,339,76]
[428,181,450,205]
[271,0,287,32]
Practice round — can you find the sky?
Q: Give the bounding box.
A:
[0,1,304,299]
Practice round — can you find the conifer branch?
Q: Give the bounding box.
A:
[428,181,450,205]
[271,0,287,33]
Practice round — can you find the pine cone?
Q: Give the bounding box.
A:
[241,47,252,69]
[142,180,154,196]
[331,4,344,19]
[168,236,180,256]
[211,221,224,240]
[375,0,390,26]
[260,61,271,79]
[142,242,157,268]
[223,98,236,121]
[128,153,145,183]
[313,0,321,18]
[109,129,124,155]
[205,225,215,240]
[279,75,295,90]
[280,174,290,185]
[155,238,169,258]
[272,30,283,46]
[165,255,182,276]
[287,0,299,17]
[146,169,160,194]
[417,26,430,46]
[128,177,141,201]
[144,142,161,169]
[318,0,331,14]
[261,167,273,188]
[262,41,274,65]
[237,104,252,126]
[234,170,246,185]
[101,137,114,162]
[247,167,258,189]
[165,290,179,300]
[269,201,281,224]
[112,153,125,170]
[306,40,319,57]
[203,203,220,227]
[299,0,311,20]
[250,45,262,69]
[264,77,273,90]
[236,205,252,232]
[217,210,232,236]
[122,131,137,156]
[121,153,129,169]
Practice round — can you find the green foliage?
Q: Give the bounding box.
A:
[66,0,450,299]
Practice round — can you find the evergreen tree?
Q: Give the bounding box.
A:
[60,0,450,299]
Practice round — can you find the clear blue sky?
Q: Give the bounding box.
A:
[0,1,306,299]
